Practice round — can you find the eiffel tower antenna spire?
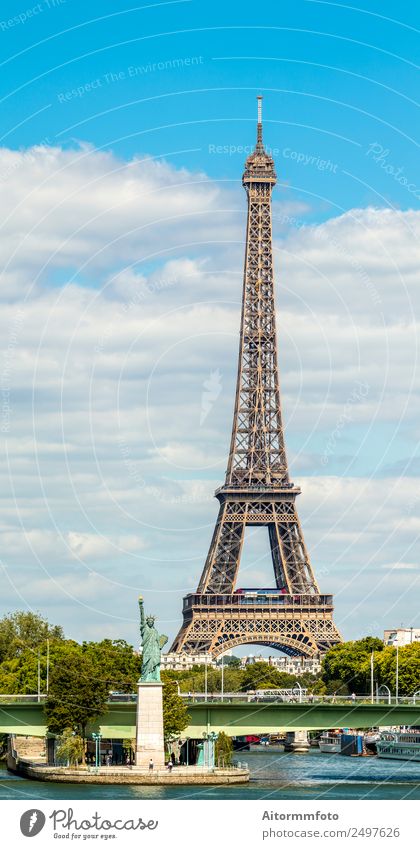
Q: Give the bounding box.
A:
[171,99,341,658]
[257,95,263,146]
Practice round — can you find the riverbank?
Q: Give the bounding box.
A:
[8,760,249,785]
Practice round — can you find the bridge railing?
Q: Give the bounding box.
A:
[1,692,420,706]
[178,692,420,706]
[0,694,47,703]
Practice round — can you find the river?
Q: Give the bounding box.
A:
[1,748,419,800]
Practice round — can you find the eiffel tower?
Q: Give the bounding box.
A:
[171,98,341,658]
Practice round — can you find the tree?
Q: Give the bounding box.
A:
[240,662,286,691]
[220,656,241,668]
[215,731,233,767]
[45,647,109,761]
[0,611,64,663]
[81,639,140,693]
[322,638,384,695]
[375,643,420,697]
[56,728,84,767]
[162,681,190,743]
[0,638,79,695]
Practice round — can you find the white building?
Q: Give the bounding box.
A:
[161,652,215,671]
[383,628,420,647]
[240,654,321,675]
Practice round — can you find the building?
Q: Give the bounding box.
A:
[161,652,215,671]
[383,628,420,647]
[240,654,321,675]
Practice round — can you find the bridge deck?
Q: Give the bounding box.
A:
[1,700,420,738]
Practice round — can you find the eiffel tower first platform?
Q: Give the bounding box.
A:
[171,98,342,659]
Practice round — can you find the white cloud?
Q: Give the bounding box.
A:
[0,142,419,642]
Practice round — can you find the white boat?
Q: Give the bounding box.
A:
[364,731,381,753]
[376,730,420,761]
[319,732,341,753]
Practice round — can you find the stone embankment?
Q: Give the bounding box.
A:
[7,736,249,785]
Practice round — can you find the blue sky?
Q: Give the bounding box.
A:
[0,0,419,649]
[2,0,419,213]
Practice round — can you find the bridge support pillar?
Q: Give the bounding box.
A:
[284,730,310,753]
[135,682,165,768]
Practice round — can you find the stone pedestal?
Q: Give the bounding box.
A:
[135,682,165,768]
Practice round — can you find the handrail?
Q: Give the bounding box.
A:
[0,694,48,703]
[1,692,420,706]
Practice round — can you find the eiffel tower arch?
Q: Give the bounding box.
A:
[171,98,342,659]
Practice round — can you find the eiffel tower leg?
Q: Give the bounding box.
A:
[197,503,245,594]
[270,516,320,594]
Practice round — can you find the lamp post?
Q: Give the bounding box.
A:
[185,736,190,767]
[205,658,208,702]
[376,684,391,705]
[370,651,374,704]
[208,731,217,769]
[46,639,50,694]
[202,732,208,768]
[92,732,102,770]
[37,651,41,703]
[396,644,399,704]
[221,655,224,702]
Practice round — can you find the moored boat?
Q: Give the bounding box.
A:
[377,729,420,761]
[319,732,341,753]
[364,731,381,754]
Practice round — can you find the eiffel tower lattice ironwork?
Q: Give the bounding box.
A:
[171,98,342,658]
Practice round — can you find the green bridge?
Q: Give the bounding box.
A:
[1,699,420,738]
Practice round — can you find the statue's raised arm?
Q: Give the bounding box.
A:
[138,595,146,637]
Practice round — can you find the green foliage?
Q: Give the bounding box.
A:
[215,731,233,767]
[162,681,191,742]
[45,646,109,745]
[0,733,7,760]
[219,656,241,668]
[322,638,384,694]
[81,639,141,692]
[240,662,290,691]
[0,611,64,664]
[56,728,85,767]
[375,644,420,696]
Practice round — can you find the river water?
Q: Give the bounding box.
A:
[1,748,419,800]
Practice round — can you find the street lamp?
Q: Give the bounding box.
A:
[370,651,374,704]
[396,644,399,704]
[208,731,217,768]
[202,732,208,768]
[37,651,41,703]
[376,684,391,705]
[92,732,102,770]
[221,655,224,702]
[293,682,303,704]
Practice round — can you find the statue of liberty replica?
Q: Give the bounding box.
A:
[138,595,168,682]
[135,596,168,768]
